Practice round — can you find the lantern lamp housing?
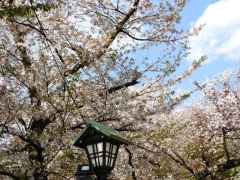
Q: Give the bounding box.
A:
[73,121,129,176]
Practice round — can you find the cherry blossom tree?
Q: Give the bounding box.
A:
[0,0,205,179]
[142,71,240,179]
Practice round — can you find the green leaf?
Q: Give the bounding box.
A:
[0,3,54,18]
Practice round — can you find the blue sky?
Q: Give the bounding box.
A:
[175,0,240,100]
[181,0,216,29]
[130,0,239,102]
[74,0,240,102]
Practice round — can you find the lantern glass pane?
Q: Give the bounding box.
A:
[87,144,97,167]
[86,142,119,168]
[81,166,90,171]
[97,142,103,152]
[93,144,99,166]
[99,156,103,166]
[105,142,110,166]
[108,144,116,167]
[96,142,103,166]
[112,145,117,154]
[105,155,109,166]
[106,142,110,152]
[87,145,93,154]
[110,157,114,167]
[91,157,96,167]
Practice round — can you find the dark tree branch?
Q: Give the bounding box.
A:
[13,19,46,37]
[3,127,44,163]
[108,80,139,94]
[170,150,195,176]
[96,0,139,58]
[134,143,196,176]
[125,147,137,180]
[195,159,240,179]
[70,122,85,130]
[67,0,140,75]
[121,29,157,41]
[222,127,230,161]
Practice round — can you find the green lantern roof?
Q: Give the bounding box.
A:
[73,120,130,147]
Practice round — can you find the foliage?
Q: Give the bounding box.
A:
[0,0,210,179]
[145,72,240,179]
[0,3,53,18]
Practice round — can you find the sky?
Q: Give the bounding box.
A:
[66,0,240,102]
[175,0,240,101]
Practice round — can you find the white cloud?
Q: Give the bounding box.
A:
[189,0,240,63]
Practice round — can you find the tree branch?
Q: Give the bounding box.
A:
[108,79,139,94]
[134,143,195,176]
[222,127,230,162]
[195,159,240,179]
[170,150,195,176]
[125,147,137,180]
[67,0,140,75]
[4,128,44,163]
[121,29,156,41]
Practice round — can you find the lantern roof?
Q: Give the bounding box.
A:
[73,120,130,147]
